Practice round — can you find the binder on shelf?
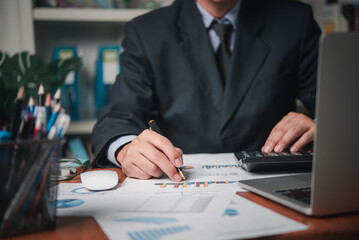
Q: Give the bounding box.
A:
[95,46,121,115]
[53,46,79,120]
[93,0,114,8]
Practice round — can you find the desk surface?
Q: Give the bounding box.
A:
[4,168,359,240]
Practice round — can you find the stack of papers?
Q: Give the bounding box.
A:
[55,153,307,239]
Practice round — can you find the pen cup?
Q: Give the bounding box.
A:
[0,138,64,237]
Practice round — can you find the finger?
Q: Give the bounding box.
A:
[122,159,153,180]
[262,123,289,153]
[175,147,183,155]
[273,126,307,152]
[290,129,315,153]
[139,141,182,182]
[143,130,183,167]
[119,142,163,179]
[134,152,164,178]
[262,113,301,153]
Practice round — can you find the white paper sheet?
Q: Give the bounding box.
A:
[95,194,307,240]
[54,153,307,240]
[175,195,308,240]
[115,153,295,193]
[118,177,241,193]
[55,183,235,219]
[183,153,296,180]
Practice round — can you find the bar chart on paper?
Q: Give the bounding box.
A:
[117,163,242,193]
[150,165,240,190]
[177,164,241,182]
[127,225,191,240]
[200,165,240,169]
[154,181,237,189]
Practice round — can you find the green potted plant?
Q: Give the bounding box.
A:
[0,50,82,125]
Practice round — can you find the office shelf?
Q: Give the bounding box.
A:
[33,8,150,23]
[32,6,154,121]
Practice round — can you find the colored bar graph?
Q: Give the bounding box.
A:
[127,225,191,240]
[154,181,237,189]
[201,165,240,169]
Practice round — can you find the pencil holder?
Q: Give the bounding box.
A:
[0,138,64,237]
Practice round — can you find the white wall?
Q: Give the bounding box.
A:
[0,0,35,55]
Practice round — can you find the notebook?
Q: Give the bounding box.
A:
[238,32,359,216]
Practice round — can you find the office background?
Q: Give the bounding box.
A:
[0,0,358,136]
[1,1,359,238]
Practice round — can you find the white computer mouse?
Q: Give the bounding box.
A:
[80,170,118,191]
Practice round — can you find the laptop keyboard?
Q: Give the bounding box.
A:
[274,187,311,205]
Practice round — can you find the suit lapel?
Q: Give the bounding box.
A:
[177,0,223,114]
[221,0,270,129]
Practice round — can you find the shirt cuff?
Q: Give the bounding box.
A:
[107,135,137,167]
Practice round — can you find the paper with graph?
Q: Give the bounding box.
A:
[54,153,307,240]
[116,153,291,193]
[179,153,243,182]
[114,153,242,193]
[94,194,307,240]
[56,183,235,219]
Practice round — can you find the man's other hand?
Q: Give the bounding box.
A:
[262,112,315,153]
[116,129,183,182]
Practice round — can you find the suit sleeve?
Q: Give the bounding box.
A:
[91,21,159,167]
[296,4,322,117]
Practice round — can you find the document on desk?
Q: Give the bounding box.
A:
[117,153,293,193]
[54,153,306,239]
[94,194,307,240]
[178,153,295,182]
[55,183,235,219]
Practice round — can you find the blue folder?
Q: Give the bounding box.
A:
[95,46,121,115]
[53,46,79,120]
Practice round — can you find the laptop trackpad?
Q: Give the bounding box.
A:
[239,173,312,207]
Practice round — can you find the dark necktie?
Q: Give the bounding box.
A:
[211,22,232,85]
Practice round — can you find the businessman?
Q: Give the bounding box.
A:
[91,0,321,182]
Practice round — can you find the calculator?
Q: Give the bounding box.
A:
[235,150,313,172]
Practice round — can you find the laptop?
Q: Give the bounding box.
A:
[238,32,359,216]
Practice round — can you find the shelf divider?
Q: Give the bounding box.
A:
[33,8,150,22]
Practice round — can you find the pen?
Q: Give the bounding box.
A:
[34,84,45,119]
[46,103,61,134]
[148,120,186,180]
[54,88,61,105]
[32,106,46,139]
[28,97,35,115]
[11,86,25,140]
[56,113,71,138]
[45,93,52,122]
[38,84,45,106]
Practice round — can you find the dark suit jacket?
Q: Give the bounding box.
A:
[91,0,321,167]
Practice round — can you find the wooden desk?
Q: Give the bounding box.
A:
[4,168,359,240]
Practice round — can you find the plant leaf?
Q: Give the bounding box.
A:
[0,51,82,120]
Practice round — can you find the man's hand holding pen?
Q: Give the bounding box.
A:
[116,128,184,182]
